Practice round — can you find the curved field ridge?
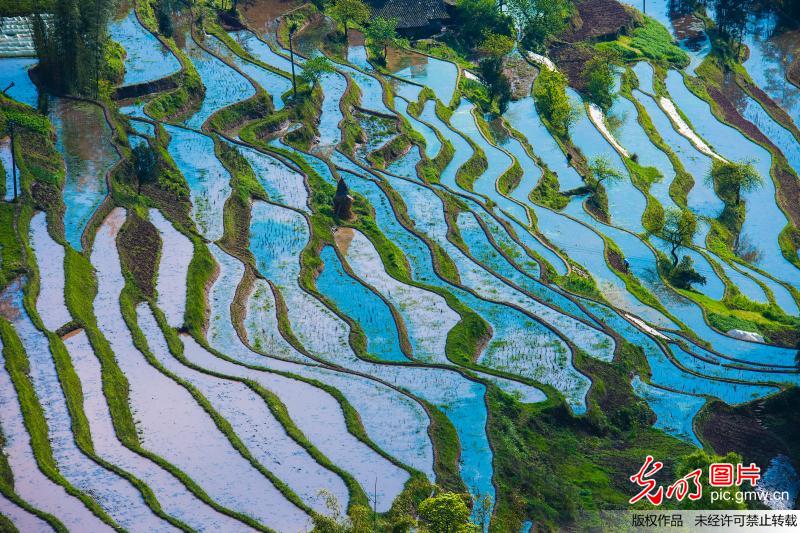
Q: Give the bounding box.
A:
[135,304,313,526]
[150,209,192,329]
[93,209,303,531]
[64,328,253,532]
[335,227,460,364]
[29,212,71,331]
[6,278,170,531]
[0,331,112,533]
[204,244,410,509]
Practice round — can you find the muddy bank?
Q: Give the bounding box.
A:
[559,0,634,43]
[710,79,800,227]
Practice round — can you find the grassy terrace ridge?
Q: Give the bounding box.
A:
[6,0,800,529]
[137,2,206,122]
[692,56,800,272]
[0,97,190,531]
[206,128,442,506]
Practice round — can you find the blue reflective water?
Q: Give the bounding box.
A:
[204,34,291,111]
[344,172,591,412]
[566,88,647,232]
[419,100,474,191]
[108,9,180,86]
[736,262,799,316]
[163,125,231,240]
[457,206,607,328]
[335,60,393,116]
[129,118,155,137]
[710,254,770,306]
[665,70,799,287]
[229,29,294,74]
[631,377,704,446]
[633,61,655,94]
[385,146,423,181]
[565,198,799,366]
[631,84,722,218]
[612,84,678,212]
[449,101,530,223]
[742,15,800,125]
[531,202,675,326]
[0,57,38,108]
[649,235,725,300]
[316,71,347,148]
[394,96,441,159]
[391,79,424,103]
[230,141,308,211]
[386,49,457,105]
[248,199,495,518]
[667,344,781,403]
[504,98,584,191]
[269,139,338,184]
[50,98,119,251]
[317,246,409,362]
[183,33,255,129]
[736,85,800,201]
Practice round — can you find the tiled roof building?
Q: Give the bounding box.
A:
[368,0,451,37]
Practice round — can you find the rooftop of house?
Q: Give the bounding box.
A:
[368,0,450,30]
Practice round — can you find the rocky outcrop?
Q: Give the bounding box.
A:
[333,178,353,220]
[727,329,765,343]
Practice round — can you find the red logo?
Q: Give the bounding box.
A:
[629,456,760,505]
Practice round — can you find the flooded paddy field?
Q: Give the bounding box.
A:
[1,0,799,530]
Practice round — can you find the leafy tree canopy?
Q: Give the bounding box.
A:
[328,0,371,39]
[365,16,398,61]
[508,0,569,52]
[454,0,513,49]
[299,56,334,86]
[533,68,576,138]
[707,159,763,205]
[660,207,697,267]
[478,32,515,59]
[583,55,617,111]
[418,492,474,533]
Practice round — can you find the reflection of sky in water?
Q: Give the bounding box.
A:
[0,58,38,108]
[743,14,800,126]
[665,71,799,287]
[182,33,254,129]
[386,48,457,105]
[50,98,119,251]
[108,9,180,86]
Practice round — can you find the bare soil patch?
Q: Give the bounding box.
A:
[559,0,633,43]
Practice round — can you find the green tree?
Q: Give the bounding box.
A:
[132,141,157,195]
[365,17,398,62]
[418,493,473,533]
[299,56,334,87]
[33,0,117,95]
[583,55,616,111]
[478,33,515,58]
[588,156,623,193]
[455,0,513,49]
[675,451,747,510]
[660,207,697,267]
[706,159,763,205]
[477,33,514,113]
[508,0,568,52]
[328,0,371,41]
[533,69,575,138]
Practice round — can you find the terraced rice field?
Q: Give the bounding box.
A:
[1,0,799,530]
